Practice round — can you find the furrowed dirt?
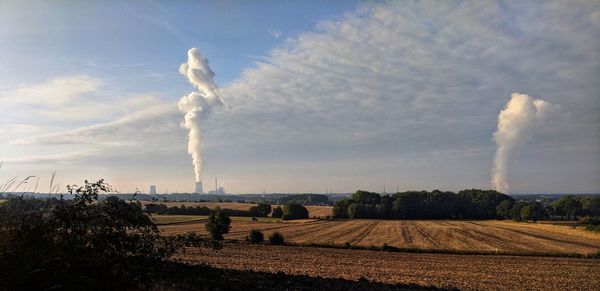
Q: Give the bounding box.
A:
[176,244,600,290]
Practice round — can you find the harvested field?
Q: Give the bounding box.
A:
[142,201,333,218]
[160,219,600,255]
[176,244,600,290]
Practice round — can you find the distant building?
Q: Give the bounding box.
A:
[149,185,157,195]
[195,181,203,194]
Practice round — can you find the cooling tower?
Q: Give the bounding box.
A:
[149,185,157,195]
[195,181,203,194]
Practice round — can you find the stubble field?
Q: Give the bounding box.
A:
[160,218,600,255]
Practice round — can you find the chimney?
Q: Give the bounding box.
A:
[195,181,203,194]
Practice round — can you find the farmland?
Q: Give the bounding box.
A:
[176,244,600,290]
[160,219,600,255]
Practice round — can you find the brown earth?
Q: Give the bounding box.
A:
[160,219,600,255]
[176,244,600,290]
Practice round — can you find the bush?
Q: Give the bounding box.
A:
[269,232,285,245]
[282,203,309,220]
[245,229,264,244]
[271,206,283,218]
[0,179,175,290]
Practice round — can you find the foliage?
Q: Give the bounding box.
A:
[282,203,309,220]
[0,179,175,290]
[333,189,513,219]
[550,195,583,219]
[245,229,265,244]
[271,206,284,218]
[205,206,231,242]
[278,194,331,205]
[269,232,285,245]
[249,203,272,217]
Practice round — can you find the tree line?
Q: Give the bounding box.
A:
[334,189,512,219]
[334,189,600,222]
[145,202,310,220]
[496,195,600,222]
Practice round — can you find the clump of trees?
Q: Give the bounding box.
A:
[271,206,284,218]
[496,195,600,222]
[333,189,512,219]
[282,203,309,220]
[249,203,272,217]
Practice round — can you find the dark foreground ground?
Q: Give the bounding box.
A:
[157,262,449,290]
[174,243,600,290]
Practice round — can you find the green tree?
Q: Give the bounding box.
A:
[582,196,600,217]
[250,203,272,217]
[333,199,351,218]
[551,196,582,220]
[496,200,514,219]
[520,204,538,221]
[271,206,284,218]
[282,203,309,220]
[205,207,231,241]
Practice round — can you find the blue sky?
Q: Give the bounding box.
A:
[1,1,599,194]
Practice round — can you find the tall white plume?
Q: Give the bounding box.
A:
[178,48,223,182]
[491,93,559,193]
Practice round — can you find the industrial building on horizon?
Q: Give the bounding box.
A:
[149,185,157,195]
[195,181,203,194]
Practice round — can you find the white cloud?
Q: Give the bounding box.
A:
[1,75,101,105]
[5,1,599,192]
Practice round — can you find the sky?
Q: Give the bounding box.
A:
[0,0,599,194]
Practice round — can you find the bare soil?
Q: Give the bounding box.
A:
[175,244,600,290]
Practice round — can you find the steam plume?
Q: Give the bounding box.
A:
[491,93,559,193]
[178,48,223,182]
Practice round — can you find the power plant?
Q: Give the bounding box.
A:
[149,185,157,195]
[194,181,203,194]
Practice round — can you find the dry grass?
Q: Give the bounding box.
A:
[160,219,600,255]
[176,244,600,290]
[142,201,333,218]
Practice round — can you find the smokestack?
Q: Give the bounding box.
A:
[195,181,203,194]
[178,48,224,183]
[491,93,559,193]
[215,177,218,195]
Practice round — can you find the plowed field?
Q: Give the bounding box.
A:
[160,219,600,255]
[175,244,600,290]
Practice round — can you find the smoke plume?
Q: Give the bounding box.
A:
[178,48,223,182]
[491,93,559,193]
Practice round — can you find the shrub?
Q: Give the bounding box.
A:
[245,229,264,244]
[282,203,309,220]
[271,206,283,218]
[0,179,175,290]
[269,232,285,245]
